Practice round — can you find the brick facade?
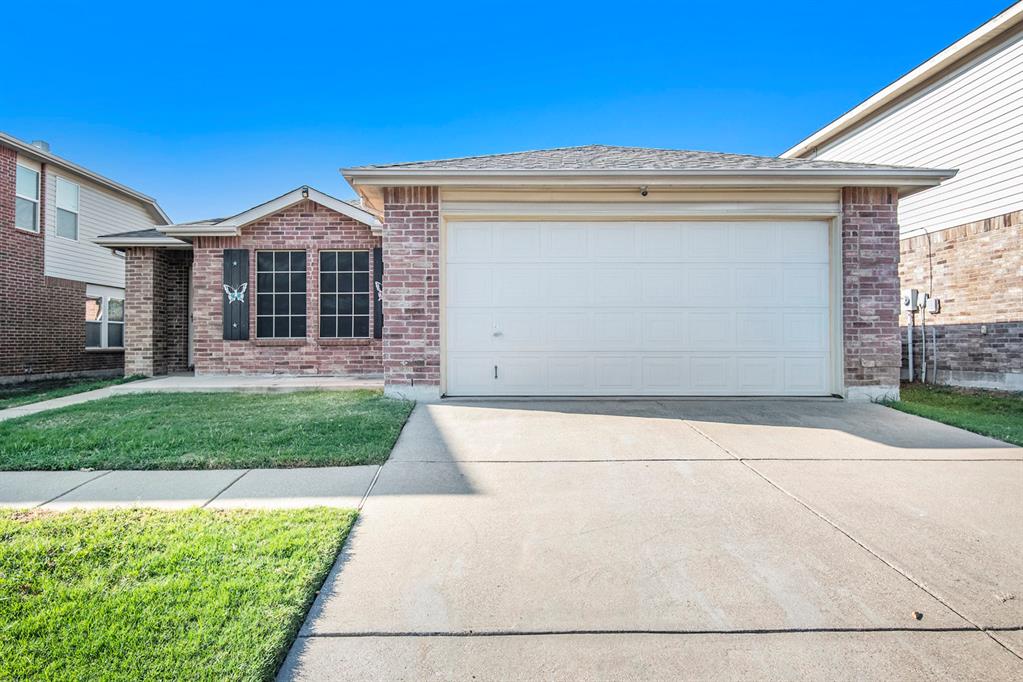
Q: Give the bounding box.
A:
[0,144,123,382]
[190,199,382,375]
[899,210,1022,390]
[841,187,902,398]
[381,187,441,399]
[124,248,192,376]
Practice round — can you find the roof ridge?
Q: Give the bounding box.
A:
[354,144,622,169]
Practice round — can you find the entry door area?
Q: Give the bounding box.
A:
[444,220,833,396]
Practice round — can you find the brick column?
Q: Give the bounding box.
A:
[124,248,159,376]
[841,187,901,401]
[381,186,441,400]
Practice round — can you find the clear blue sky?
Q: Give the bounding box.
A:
[2,0,1012,222]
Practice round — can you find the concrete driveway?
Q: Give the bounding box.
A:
[281,399,1023,681]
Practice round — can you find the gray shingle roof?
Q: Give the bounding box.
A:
[350,144,923,172]
[97,228,170,239]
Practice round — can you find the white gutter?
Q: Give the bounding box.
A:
[781,2,1023,159]
[1,131,171,223]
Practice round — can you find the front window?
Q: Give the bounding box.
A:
[15,165,39,232]
[319,250,370,338]
[56,177,80,240]
[85,294,124,348]
[256,251,307,338]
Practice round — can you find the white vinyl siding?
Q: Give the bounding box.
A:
[814,29,1023,235]
[44,171,160,288]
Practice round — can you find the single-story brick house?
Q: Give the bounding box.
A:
[96,145,954,401]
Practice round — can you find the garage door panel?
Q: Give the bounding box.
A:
[638,224,684,259]
[447,265,492,306]
[783,265,829,307]
[445,220,833,396]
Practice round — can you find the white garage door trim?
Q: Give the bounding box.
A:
[442,217,841,397]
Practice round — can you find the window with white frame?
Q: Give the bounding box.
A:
[56,177,80,240]
[319,250,371,338]
[255,251,307,338]
[85,293,125,349]
[15,164,39,232]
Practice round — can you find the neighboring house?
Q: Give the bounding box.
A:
[0,132,170,383]
[97,145,953,401]
[782,3,1023,390]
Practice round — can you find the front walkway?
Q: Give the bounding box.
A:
[0,465,378,510]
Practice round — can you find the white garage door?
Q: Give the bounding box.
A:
[445,220,832,396]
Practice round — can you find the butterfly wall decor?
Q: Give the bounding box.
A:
[223,283,247,303]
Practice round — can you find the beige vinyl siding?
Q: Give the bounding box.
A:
[44,169,159,288]
[814,29,1023,235]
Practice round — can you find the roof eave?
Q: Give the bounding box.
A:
[94,237,193,250]
[781,4,1023,158]
[1,131,171,223]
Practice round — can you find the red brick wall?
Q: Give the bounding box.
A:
[899,210,1022,389]
[124,248,192,376]
[191,199,382,375]
[0,144,123,382]
[842,187,902,393]
[381,187,440,396]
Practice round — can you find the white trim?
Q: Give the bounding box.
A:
[781,4,1023,159]
[14,163,40,233]
[156,186,382,238]
[0,131,170,223]
[344,169,954,198]
[441,200,841,219]
[54,176,80,241]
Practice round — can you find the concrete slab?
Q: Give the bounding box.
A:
[666,400,1019,460]
[992,628,1023,658]
[112,374,382,394]
[391,401,730,462]
[0,470,109,508]
[303,460,966,634]
[0,387,121,422]
[279,631,1023,681]
[207,466,376,509]
[42,469,246,510]
[751,460,1023,628]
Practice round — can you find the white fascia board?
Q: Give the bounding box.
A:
[94,237,192,249]
[0,131,171,223]
[223,186,382,231]
[343,169,956,196]
[781,4,1023,159]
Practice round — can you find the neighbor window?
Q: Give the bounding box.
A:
[15,165,39,232]
[85,294,125,348]
[319,250,370,338]
[255,251,307,338]
[56,177,80,240]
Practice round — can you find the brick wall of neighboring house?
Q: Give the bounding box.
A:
[380,186,441,399]
[124,248,192,376]
[899,210,1022,390]
[0,144,123,383]
[190,199,383,375]
[842,187,902,398]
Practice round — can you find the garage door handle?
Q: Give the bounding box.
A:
[492,331,503,337]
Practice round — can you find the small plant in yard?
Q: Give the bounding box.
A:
[0,507,356,681]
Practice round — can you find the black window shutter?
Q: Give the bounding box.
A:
[373,247,383,339]
[223,248,250,340]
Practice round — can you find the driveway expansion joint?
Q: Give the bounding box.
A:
[202,469,252,507]
[680,417,1023,662]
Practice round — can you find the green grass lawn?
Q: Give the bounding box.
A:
[888,383,1023,446]
[0,389,413,470]
[0,507,356,681]
[0,375,141,410]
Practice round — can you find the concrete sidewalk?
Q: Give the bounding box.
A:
[0,465,378,510]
